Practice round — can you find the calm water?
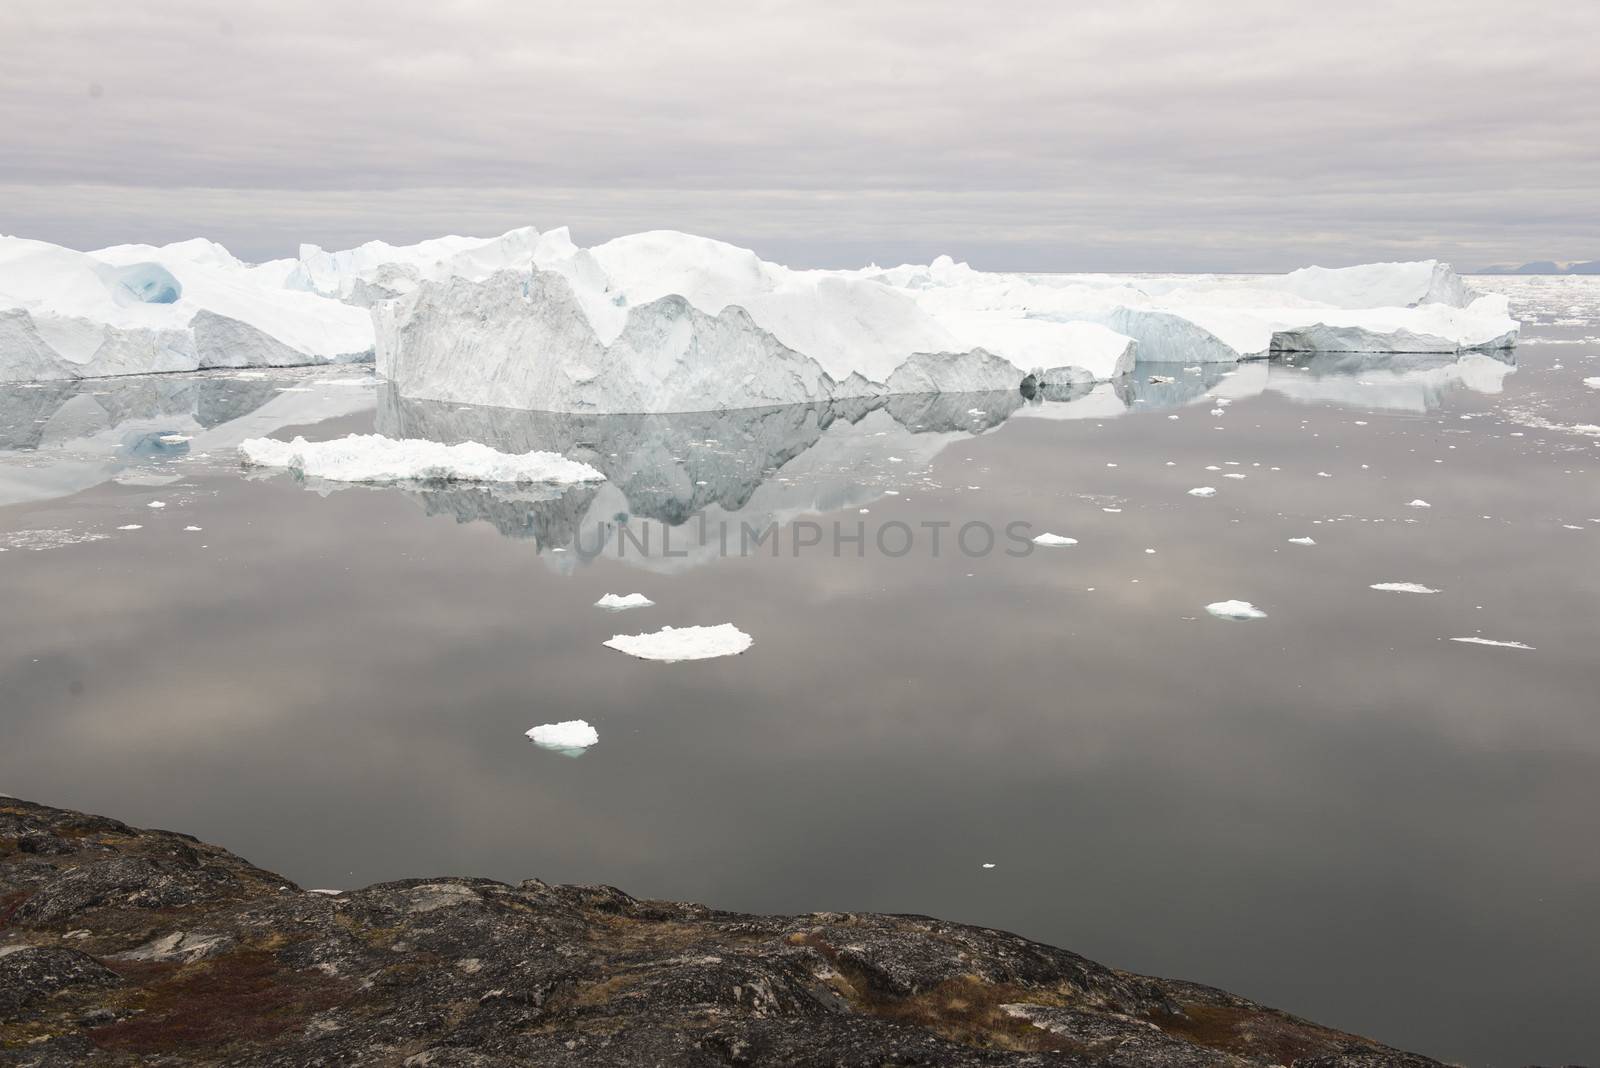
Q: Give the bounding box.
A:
[2,277,1597,1066]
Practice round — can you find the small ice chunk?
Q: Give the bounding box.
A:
[183,525,203,532]
[1288,537,1316,546]
[1370,582,1440,594]
[525,719,599,756]
[1206,600,1266,621]
[147,500,166,509]
[116,524,143,531]
[1406,499,1431,508]
[981,862,997,869]
[595,593,654,611]
[1450,637,1534,650]
[604,624,753,662]
[1188,487,1217,497]
[1223,473,1246,480]
[239,434,606,485]
[1032,533,1078,547]
[1584,378,1600,390]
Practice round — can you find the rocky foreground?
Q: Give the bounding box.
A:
[1,797,1445,1067]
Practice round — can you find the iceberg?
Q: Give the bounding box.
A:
[238,433,606,485]
[3,226,1519,413]
[374,231,1516,412]
[0,235,372,381]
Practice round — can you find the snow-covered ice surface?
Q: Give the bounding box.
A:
[1205,600,1267,620]
[602,623,753,661]
[0,235,372,380]
[239,434,605,485]
[595,593,654,610]
[525,719,599,756]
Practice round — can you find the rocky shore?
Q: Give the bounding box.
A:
[2,796,1446,1066]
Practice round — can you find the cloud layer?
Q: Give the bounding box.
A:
[3,0,1596,268]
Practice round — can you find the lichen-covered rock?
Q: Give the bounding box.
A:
[2,797,1444,1066]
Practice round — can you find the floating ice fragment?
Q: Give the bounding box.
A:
[1206,600,1266,621]
[1188,487,1217,497]
[1032,533,1078,547]
[239,434,605,485]
[147,500,166,509]
[1287,537,1316,546]
[1370,582,1440,594]
[981,862,997,869]
[1223,473,1247,480]
[595,593,654,611]
[1450,637,1534,650]
[183,526,202,532]
[525,719,599,756]
[1406,499,1431,508]
[1585,377,1600,390]
[603,624,753,662]
[116,524,142,531]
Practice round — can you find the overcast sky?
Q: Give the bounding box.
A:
[3,0,1596,270]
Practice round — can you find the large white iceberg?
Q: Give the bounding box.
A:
[373,229,1517,412]
[0,235,373,382]
[2,226,1518,409]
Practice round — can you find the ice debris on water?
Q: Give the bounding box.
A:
[1032,533,1078,547]
[1206,600,1267,621]
[1370,582,1441,594]
[603,624,753,662]
[525,720,599,756]
[1188,487,1217,497]
[595,593,654,611]
[1406,499,1432,508]
[1450,637,1534,650]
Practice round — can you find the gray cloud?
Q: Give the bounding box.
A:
[3,0,1596,268]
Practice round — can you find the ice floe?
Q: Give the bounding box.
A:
[1032,533,1078,547]
[1188,487,1217,497]
[1206,600,1267,620]
[595,593,654,611]
[1370,582,1441,594]
[238,434,605,485]
[525,719,599,756]
[603,623,753,661]
[1406,499,1432,508]
[1450,637,1535,650]
[1287,537,1316,546]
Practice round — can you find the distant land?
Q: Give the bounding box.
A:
[1476,259,1600,275]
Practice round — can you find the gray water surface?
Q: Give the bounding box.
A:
[2,282,1597,1066]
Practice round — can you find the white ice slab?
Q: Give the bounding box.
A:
[238,434,605,484]
[603,623,753,662]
